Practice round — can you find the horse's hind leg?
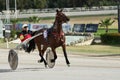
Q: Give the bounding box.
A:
[62,44,70,66]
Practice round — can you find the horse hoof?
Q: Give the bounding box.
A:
[38,59,44,63]
[38,60,40,63]
[45,65,47,68]
[67,64,70,67]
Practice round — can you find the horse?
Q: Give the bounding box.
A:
[26,9,70,67]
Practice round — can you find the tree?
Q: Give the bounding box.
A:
[99,18,115,33]
[0,0,6,11]
[17,0,24,10]
[0,0,119,11]
[33,0,47,9]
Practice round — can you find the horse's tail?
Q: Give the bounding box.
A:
[26,39,36,53]
[26,31,36,53]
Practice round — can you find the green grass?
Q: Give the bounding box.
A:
[56,45,120,55]
[0,41,120,55]
[94,28,118,37]
[0,42,18,49]
[0,38,4,43]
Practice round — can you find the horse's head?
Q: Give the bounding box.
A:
[56,9,70,23]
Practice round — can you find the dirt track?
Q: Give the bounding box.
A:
[0,49,120,80]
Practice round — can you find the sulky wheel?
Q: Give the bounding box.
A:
[8,49,18,70]
[46,49,55,68]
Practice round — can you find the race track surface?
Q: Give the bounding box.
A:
[0,49,120,80]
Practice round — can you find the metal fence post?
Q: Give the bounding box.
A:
[118,5,120,33]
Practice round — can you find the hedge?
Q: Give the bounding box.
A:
[100,33,120,45]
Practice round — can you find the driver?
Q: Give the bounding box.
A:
[19,24,32,42]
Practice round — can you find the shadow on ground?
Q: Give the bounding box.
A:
[0,69,12,73]
[0,67,47,73]
[18,67,46,71]
[87,54,120,57]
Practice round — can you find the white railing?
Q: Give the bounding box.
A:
[0,6,118,19]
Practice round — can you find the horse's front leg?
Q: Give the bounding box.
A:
[61,44,70,67]
[51,48,57,62]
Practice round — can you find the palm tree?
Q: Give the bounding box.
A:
[10,18,19,39]
[28,16,41,23]
[99,18,115,33]
[11,18,19,30]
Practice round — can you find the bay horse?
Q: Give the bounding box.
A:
[26,9,70,67]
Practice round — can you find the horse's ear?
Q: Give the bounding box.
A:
[56,9,59,13]
[60,9,63,12]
